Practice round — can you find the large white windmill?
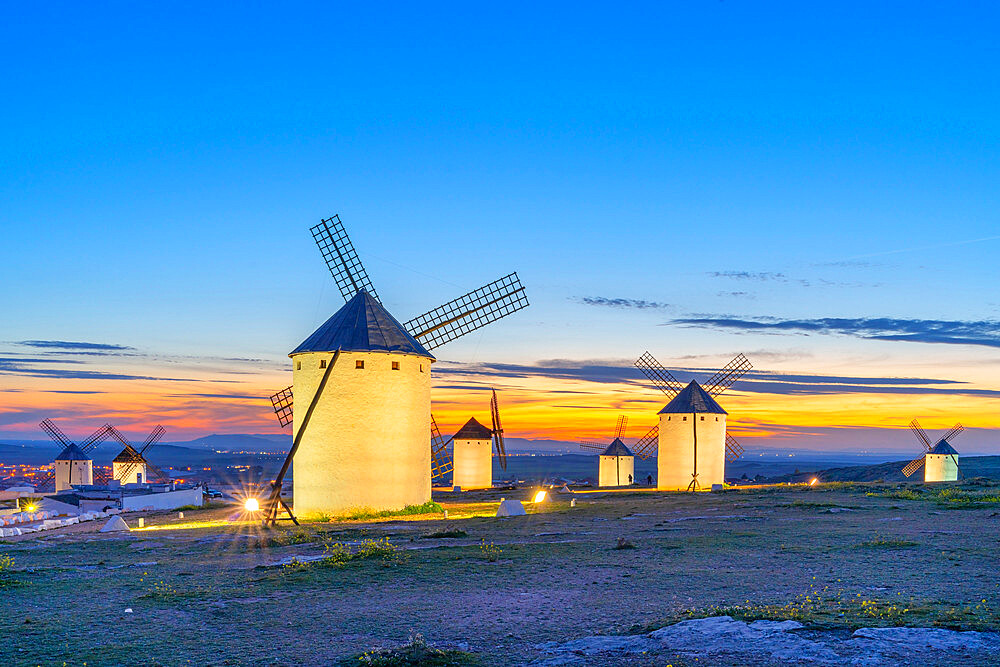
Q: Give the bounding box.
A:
[634,352,752,491]
[902,420,963,483]
[264,215,528,523]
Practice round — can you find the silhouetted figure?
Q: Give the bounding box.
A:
[647,474,653,486]
[628,474,633,484]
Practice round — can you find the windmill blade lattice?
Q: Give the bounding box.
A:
[635,352,684,398]
[406,273,529,350]
[490,389,508,471]
[430,415,454,481]
[941,423,964,443]
[632,424,659,460]
[908,419,932,450]
[902,456,925,477]
[311,215,381,303]
[704,354,753,397]
[725,433,744,462]
[270,386,294,428]
[39,419,72,448]
[578,441,608,453]
[614,415,628,439]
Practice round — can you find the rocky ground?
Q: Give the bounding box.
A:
[1,481,999,666]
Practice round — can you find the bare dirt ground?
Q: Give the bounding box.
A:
[1,482,999,666]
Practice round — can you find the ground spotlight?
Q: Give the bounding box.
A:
[533,490,547,503]
[809,478,819,486]
[244,498,260,512]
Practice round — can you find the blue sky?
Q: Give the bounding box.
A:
[1,3,998,452]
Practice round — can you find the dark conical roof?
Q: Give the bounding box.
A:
[658,380,728,415]
[929,439,959,455]
[290,290,434,358]
[113,445,146,463]
[601,438,633,457]
[55,444,91,461]
[453,417,493,440]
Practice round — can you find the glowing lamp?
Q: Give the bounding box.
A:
[532,490,547,503]
[809,478,818,486]
[25,504,36,513]
[244,498,260,512]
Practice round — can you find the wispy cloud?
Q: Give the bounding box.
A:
[18,340,135,351]
[672,317,1000,349]
[576,296,671,310]
[436,359,998,397]
[708,271,786,281]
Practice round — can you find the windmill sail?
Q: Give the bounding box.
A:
[703,354,752,396]
[635,352,685,398]
[632,424,659,460]
[311,215,381,303]
[270,386,294,428]
[490,389,508,471]
[406,273,528,350]
[430,415,455,481]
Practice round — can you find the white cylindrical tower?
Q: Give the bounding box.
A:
[657,381,727,491]
[54,444,93,492]
[598,438,635,487]
[924,440,959,482]
[451,417,494,490]
[289,291,435,517]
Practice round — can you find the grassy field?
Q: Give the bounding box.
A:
[2,480,999,666]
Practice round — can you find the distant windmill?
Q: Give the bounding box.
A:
[579,415,638,487]
[449,388,508,490]
[902,420,963,482]
[635,352,752,491]
[264,214,528,524]
[107,425,168,485]
[35,419,113,491]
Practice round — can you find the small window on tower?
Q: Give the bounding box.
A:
[356,360,365,369]
[715,417,719,421]
[700,416,705,421]
[682,416,687,421]
[295,361,301,370]
[667,416,671,421]
[392,361,400,371]
[319,359,327,369]
[419,364,424,372]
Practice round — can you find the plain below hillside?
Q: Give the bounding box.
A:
[763,455,1000,484]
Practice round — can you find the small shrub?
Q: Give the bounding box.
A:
[479,539,502,562]
[337,501,445,521]
[267,528,315,547]
[0,553,24,589]
[423,527,468,539]
[345,633,476,666]
[855,535,918,549]
[614,537,635,550]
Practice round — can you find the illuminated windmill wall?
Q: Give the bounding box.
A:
[270,215,528,518]
[635,352,751,491]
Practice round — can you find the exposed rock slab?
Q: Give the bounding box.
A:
[536,616,1000,665]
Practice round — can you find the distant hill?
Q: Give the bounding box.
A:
[762,455,1000,483]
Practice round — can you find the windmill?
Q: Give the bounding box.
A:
[107,425,168,485]
[449,388,508,490]
[902,420,963,482]
[262,214,528,524]
[579,415,637,487]
[634,352,752,491]
[35,419,113,491]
